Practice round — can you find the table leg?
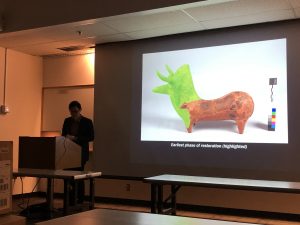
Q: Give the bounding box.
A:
[151,184,158,213]
[157,184,163,214]
[46,178,54,216]
[171,185,177,215]
[89,178,95,210]
[64,179,70,215]
[73,181,78,207]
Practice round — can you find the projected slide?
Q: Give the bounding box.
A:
[141,39,288,143]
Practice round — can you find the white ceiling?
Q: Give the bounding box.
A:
[0,0,299,56]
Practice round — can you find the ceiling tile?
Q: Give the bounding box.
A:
[59,38,95,46]
[0,27,79,48]
[185,0,291,22]
[92,33,132,44]
[0,21,119,48]
[127,22,205,39]
[30,27,81,43]
[201,9,295,29]
[23,22,119,43]
[102,10,195,33]
[15,46,63,56]
[71,22,119,37]
[0,32,53,47]
[0,0,297,57]
[14,37,96,56]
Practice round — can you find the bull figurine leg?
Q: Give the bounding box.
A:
[236,119,247,134]
[187,123,193,133]
[186,119,195,133]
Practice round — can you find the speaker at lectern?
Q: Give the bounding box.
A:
[19,136,81,170]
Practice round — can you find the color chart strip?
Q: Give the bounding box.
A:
[268,108,276,131]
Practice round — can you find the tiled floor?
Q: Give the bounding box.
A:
[11,197,300,225]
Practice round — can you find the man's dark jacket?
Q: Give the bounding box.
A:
[62,116,94,165]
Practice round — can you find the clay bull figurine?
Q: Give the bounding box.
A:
[181,91,254,134]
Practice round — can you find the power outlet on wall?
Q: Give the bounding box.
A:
[0,105,9,114]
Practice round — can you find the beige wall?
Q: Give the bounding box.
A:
[0,48,43,194]
[0,49,4,104]
[40,53,95,192]
[42,87,94,131]
[43,54,94,88]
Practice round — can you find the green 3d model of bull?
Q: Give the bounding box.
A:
[152,64,200,128]
[153,65,254,134]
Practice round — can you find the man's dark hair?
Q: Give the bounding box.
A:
[69,101,82,110]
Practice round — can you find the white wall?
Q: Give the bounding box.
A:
[0,48,43,194]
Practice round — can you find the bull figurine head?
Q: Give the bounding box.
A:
[152,64,200,128]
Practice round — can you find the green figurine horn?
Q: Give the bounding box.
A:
[152,64,201,128]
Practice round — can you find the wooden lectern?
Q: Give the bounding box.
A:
[19,136,81,170]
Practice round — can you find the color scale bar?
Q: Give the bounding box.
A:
[268,108,276,131]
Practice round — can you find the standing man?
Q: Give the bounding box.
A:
[62,100,94,204]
